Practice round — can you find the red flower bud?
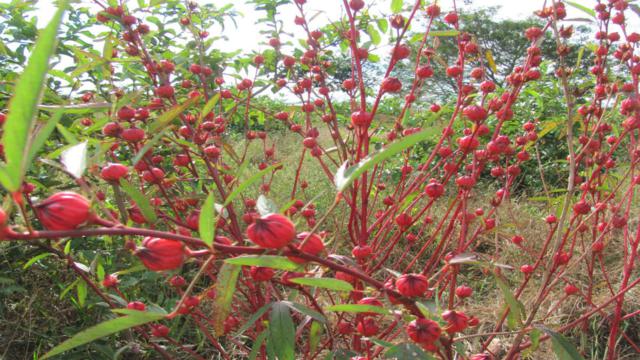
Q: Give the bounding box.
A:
[246,213,296,248]
[250,266,275,281]
[135,237,185,271]
[36,192,91,230]
[442,310,469,333]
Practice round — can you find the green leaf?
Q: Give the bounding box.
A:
[0,0,69,192]
[60,141,88,178]
[119,179,157,223]
[384,343,434,359]
[235,302,273,336]
[494,275,525,329]
[268,302,296,360]
[335,129,436,191]
[26,111,63,167]
[213,263,241,335]
[76,281,87,307]
[199,191,216,247]
[223,163,281,207]
[289,277,353,292]
[537,326,586,360]
[41,311,165,359]
[377,19,389,33]
[565,1,596,18]
[309,321,323,355]
[225,255,301,271]
[429,30,460,37]
[23,253,53,269]
[197,92,221,124]
[131,127,170,166]
[148,96,200,133]
[367,24,381,45]
[325,304,387,315]
[281,301,326,323]
[391,0,403,13]
[248,330,268,360]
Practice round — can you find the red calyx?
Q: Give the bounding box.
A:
[287,232,325,263]
[35,192,91,230]
[100,163,129,182]
[406,317,441,345]
[395,273,429,297]
[135,237,185,271]
[246,213,296,249]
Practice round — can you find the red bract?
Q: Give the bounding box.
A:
[406,318,441,345]
[463,105,488,122]
[36,192,91,230]
[395,273,429,297]
[135,237,185,271]
[352,245,373,259]
[250,266,275,281]
[357,318,379,336]
[246,213,296,248]
[351,110,372,127]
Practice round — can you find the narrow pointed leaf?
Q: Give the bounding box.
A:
[199,191,216,247]
[268,302,296,360]
[225,255,301,271]
[289,277,353,292]
[213,263,241,335]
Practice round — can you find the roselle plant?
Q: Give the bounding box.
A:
[0,0,639,359]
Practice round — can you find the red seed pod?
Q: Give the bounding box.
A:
[573,200,591,215]
[396,273,429,297]
[35,192,91,230]
[352,245,373,259]
[349,0,365,12]
[564,284,579,295]
[425,3,440,18]
[287,232,325,263]
[357,297,384,315]
[455,175,476,189]
[406,318,441,345]
[395,213,413,229]
[121,127,145,142]
[169,275,186,287]
[151,324,170,337]
[545,214,557,224]
[442,310,469,334]
[246,213,296,248]
[443,12,458,25]
[117,105,136,121]
[520,264,534,274]
[351,110,372,127]
[102,274,119,288]
[337,320,354,334]
[100,163,129,182]
[135,237,185,271]
[463,105,488,122]
[392,44,411,60]
[455,285,473,298]
[127,301,146,311]
[357,318,379,336]
[250,266,275,281]
[381,77,402,93]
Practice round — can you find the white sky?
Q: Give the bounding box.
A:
[25,0,637,55]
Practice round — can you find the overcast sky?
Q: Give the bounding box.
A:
[27,0,633,55]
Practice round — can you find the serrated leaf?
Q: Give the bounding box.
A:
[325,304,387,315]
[60,141,88,179]
[0,0,69,192]
[269,302,296,360]
[289,277,353,292]
[199,191,216,247]
[213,263,241,335]
[41,311,165,359]
[225,255,301,271]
